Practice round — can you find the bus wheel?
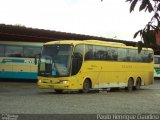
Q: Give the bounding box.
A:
[127,78,134,92]
[81,79,91,93]
[55,90,63,94]
[135,78,141,90]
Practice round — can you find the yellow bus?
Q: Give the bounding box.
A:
[37,40,154,93]
[0,41,43,80]
[154,55,160,78]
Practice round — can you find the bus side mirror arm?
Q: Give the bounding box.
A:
[35,54,40,65]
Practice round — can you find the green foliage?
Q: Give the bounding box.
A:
[126,0,160,52]
[129,0,138,12]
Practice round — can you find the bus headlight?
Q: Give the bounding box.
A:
[59,80,68,84]
[38,79,42,83]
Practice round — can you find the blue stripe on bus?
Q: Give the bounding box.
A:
[0,59,35,64]
[0,72,37,79]
[1,59,24,63]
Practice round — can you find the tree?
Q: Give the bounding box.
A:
[126,0,160,52]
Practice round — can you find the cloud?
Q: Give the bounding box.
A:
[0,0,153,41]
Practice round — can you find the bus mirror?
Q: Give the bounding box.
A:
[35,54,40,65]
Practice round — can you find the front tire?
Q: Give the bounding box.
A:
[80,79,91,93]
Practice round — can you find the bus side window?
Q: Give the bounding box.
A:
[140,50,148,62]
[112,49,118,61]
[85,50,93,60]
[85,45,94,60]
[147,52,153,62]
[106,48,112,60]
[104,51,109,60]
[118,48,127,62]
[154,55,160,64]
[95,51,104,60]
[72,44,84,75]
[5,46,23,58]
[106,47,118,61]
[94,45,107,60]
[24,47,41,58]
[154,57,158,64]
[125,49,136,62]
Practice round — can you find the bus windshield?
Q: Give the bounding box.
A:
[38,44,72,77]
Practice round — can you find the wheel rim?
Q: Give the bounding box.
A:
[84,81,89,90]
[136,78,141,90]
[83,80,90,93]
[128,78,134,92]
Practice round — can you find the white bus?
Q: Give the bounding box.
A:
[154,55,160,78]
[0,41,43,80]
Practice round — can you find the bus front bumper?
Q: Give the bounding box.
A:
[38,83,70,90]
[38,80,71,90]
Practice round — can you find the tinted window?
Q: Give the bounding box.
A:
[74,44,84,57]
[72,44,84,75]
[118,48,127,61]
[84,44,153,63]
[85,45,119,61]
[85,45,94,60]
[137,50,152,62]
[148,52,153,62]
[24,47,41,58]
[136,51,142,62]
[95,46,107,60]
[140,50,147,62]
[5,46,23,57]
[106,47,118,61]
[154,56,160,64]
[127,49,137,62]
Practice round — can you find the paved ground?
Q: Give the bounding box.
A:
[0,79,160,115]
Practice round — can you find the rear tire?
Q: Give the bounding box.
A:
[135,78,141,90]
[127,78,134,92]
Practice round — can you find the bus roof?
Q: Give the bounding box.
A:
[0,41,43,46]
[85,40,126,46]
[44,40,153,51]
[44,40,126,46]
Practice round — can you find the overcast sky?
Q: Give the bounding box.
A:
[0,0,153,41]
